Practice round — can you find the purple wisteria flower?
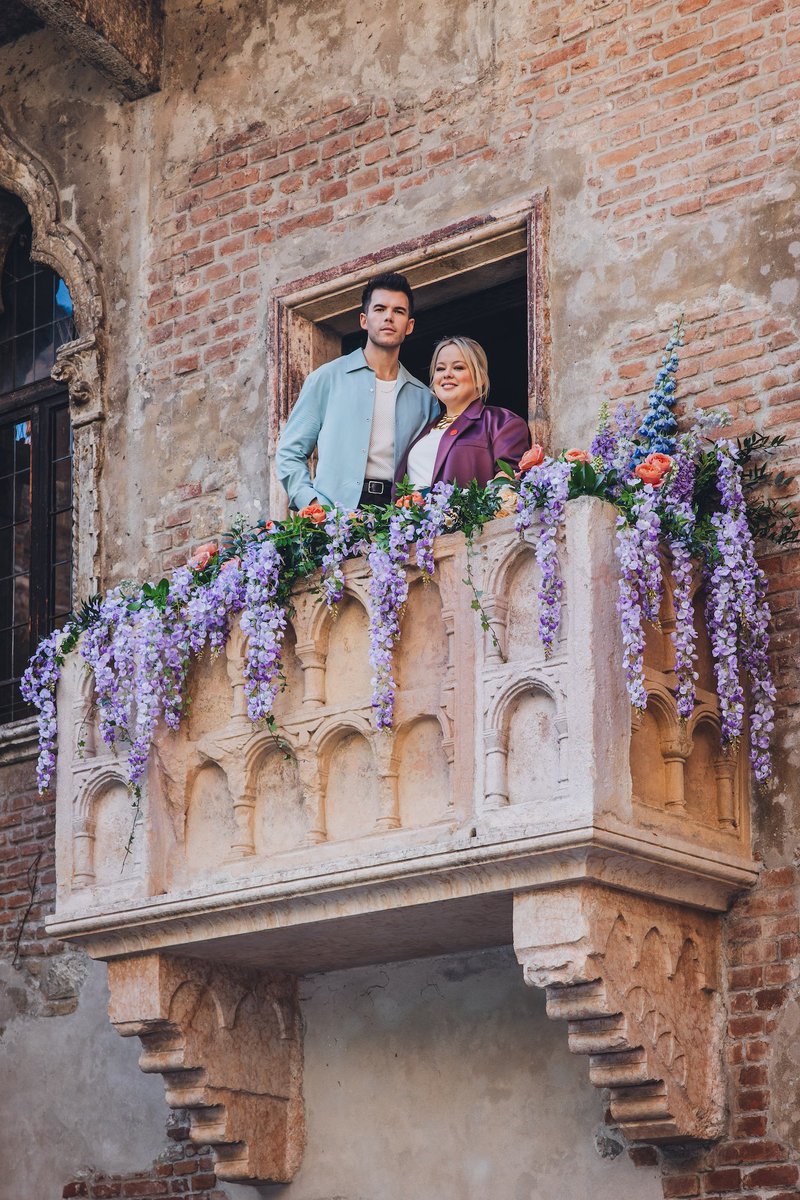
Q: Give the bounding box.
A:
[240,537,287,722]
[321,507,355,608]
[416,482,456,576]
[515,458,571,657]
[80,588,138,750]
[367,508,414,728]
[20,626,67,792]
[615,484,664,711]
[711,442,775,783]
[663,452,699,720]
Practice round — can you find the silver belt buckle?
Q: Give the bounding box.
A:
[367,480,384,495]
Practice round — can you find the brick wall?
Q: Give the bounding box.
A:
[626,871,800,1199]
[62,1116,222,1200]
[0,758,69,1014]
[141,0,800,575]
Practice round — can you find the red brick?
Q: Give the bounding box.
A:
[663,1175,700,1197]
[716,1140,787,1164]
[743,1163,799,1187]
[701,1166,741,1191]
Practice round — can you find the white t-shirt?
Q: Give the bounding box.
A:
[365,377,397,480]
[406,427,446,490]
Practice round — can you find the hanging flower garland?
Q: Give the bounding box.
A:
[515,457,572,658]
[663,452,699,721]
[240,537,288,723]
[20,323,794,795]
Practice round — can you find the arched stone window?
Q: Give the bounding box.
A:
[0,217,75,722]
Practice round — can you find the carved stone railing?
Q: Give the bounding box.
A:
[47,497,758,1182]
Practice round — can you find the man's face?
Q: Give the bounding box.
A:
[359,289,415,348]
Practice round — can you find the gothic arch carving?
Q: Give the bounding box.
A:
[0,115,104,341]
[0,115,106,596]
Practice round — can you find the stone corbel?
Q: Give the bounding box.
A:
[53,334,103,425]
[514,884,725,1145]
[107,953,305,1184]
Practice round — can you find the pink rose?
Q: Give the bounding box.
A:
[518,444,546,471]
[188,541,218,571]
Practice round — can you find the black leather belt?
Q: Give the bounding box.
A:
[359,478,392,506]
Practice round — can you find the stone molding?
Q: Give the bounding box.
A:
[514,884,725,1143]
[107,952,304,1184]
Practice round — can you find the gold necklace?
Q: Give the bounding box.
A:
[434,413,456,431]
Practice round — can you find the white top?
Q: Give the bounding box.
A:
[406,427,446,490]
[365,377,398,480]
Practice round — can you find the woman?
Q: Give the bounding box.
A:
[395,336,531,494]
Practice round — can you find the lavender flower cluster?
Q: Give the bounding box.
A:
[515,459,571,657]
[240,538,287,723]
[664,453,699,720]
[709,443,775,783]
[321,507,355,608]
[615,485,664,712]
[367,509,414,729]
[20,626,64,792]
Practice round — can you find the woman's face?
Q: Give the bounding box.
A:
[432,344,479,410]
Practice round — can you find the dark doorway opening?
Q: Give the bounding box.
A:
[342,277,529,422]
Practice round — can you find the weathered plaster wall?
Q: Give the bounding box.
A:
[0,958,168,1200]
[230,948,664,1200]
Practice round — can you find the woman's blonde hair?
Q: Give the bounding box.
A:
[429,336,490,402]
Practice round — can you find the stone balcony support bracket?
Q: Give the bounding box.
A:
[106,953,305,1184]
[513,883,726,1144]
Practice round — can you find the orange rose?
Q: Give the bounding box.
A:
[298,503,327,525]
[518,444,545,471]
[634,462,665,486]
[219,555,241,572]
[188,541,218,571]
[645,452,673,475]
[394,493,425,509]
[634,452,674,487]
[264,520,274,530]
[565,449,591,464]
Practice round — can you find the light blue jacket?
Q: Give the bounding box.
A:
[276,347,439,511]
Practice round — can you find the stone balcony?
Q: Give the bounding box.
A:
[47,497,759,1184]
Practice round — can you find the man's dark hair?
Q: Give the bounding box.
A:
[360,272,415,317]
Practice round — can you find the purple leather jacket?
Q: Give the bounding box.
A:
[395,399,532,492]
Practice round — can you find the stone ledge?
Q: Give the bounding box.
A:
[0,715,40,765]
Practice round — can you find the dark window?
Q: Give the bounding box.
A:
[0,219,75,723]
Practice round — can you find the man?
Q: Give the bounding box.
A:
[276,272,438,511]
